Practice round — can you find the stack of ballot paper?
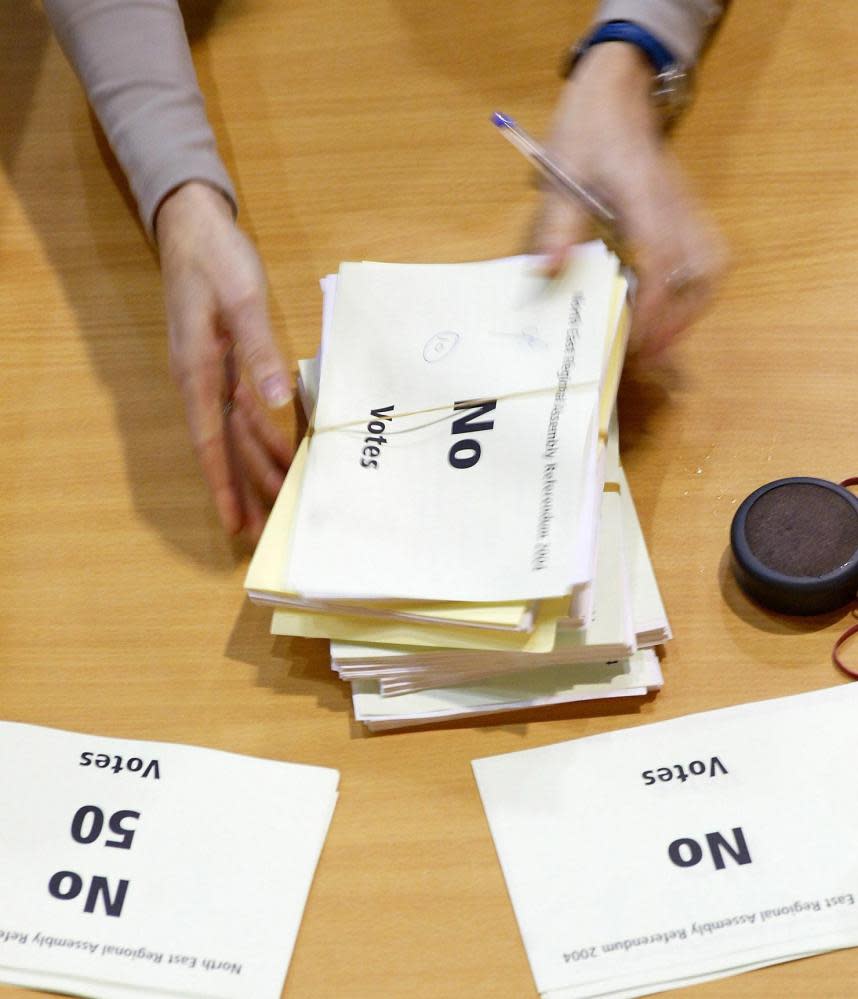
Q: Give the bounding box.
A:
[473,683,858,998]
[246,245,671,729]
[0,721,338,999]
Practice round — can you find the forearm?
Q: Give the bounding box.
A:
[592,0,728,65]
[43,0,236,239]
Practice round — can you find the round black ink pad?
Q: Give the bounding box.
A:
[730,477,858,615]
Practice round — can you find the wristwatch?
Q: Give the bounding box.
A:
[561,20,694,126]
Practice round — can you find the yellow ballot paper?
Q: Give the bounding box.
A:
[473,683,858,998]
[269,596,565,652]
[245,440,548,638]
[284,246,627,603]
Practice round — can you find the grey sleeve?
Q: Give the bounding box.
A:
[593,1,727,66]
[43,0,237,240]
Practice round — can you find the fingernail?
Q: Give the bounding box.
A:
[538,255,564,279]
[260,374,293,409]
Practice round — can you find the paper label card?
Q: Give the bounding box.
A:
[0,722,339,999]
[473,683,858,998]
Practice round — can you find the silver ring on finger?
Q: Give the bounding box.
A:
[665,263,708,299]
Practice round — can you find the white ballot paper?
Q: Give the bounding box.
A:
[473,683,858,998]
[0,721,339,999]
[285,246,625,603]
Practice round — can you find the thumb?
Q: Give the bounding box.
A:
[532,189,594,276]
[227,289,293,410]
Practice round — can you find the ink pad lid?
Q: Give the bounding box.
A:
[730,477,858,615]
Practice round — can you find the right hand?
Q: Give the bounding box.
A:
[533,43,726,356]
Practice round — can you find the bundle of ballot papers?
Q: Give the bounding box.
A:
[245,244,671,729]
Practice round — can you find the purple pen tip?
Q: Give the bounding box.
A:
[491,111,514,129]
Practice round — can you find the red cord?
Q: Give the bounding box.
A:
[833,620,858,680]
[831,479,858,678]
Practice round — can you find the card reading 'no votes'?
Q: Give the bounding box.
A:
[0,722,338,999]
[473,683,858,999]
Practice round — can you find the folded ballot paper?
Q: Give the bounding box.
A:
[473,682,858,998]
[246,246,671,728]
[0,721,338,999]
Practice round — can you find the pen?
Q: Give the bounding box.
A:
[491,111,617,230]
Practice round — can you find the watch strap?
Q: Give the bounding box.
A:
[574,20,680,74]
[561,19,693,126]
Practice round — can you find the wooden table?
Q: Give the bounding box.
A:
[2,1,856,995]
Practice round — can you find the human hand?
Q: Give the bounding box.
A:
[533,43,725,355]
[156,182,293,540]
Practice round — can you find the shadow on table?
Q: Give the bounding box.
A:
[718,546,855,639]
[225,598,352,714]
[225,597,664,736]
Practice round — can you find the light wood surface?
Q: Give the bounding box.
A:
[1,1,856,996]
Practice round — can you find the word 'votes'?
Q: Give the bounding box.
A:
[359,405,393,469]
[80,751,161,780]
[642,756,728,786]
[49,804,140,919]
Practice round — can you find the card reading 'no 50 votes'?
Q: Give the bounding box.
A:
[0,722,338,999]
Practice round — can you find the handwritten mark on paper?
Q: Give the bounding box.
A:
[423,331,460,363]
[490,326,547,351]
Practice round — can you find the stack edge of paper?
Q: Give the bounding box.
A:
[246,246,671,729]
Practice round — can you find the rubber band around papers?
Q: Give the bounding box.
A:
[306,380,600,438]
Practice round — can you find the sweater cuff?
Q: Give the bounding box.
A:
[139,155,238,243]
[592,0,725,67]
[44,0,238,241]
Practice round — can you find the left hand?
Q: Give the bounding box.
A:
[156,182,294,541]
